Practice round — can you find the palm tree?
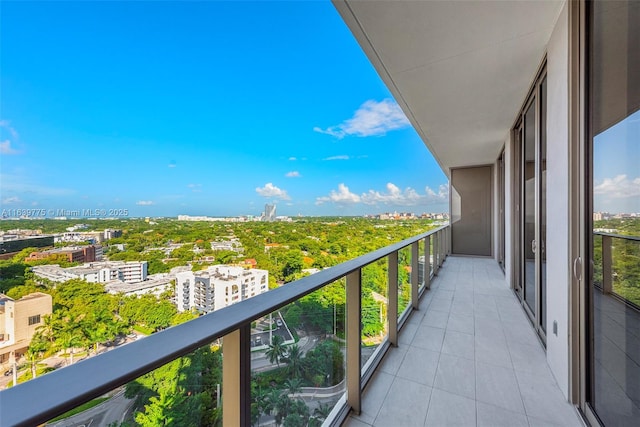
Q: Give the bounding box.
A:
[265,335,285,367]
[26,333,48,379]
[60,330,84,365]
[284,378,303,397]
[38,313,63,347]
[253,385,269,420]
[283,344,304,378]
[83,323,109,355]
[313,402,332,422]
[264,388,282,417]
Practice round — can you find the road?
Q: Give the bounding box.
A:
[1,335,140,391]
[48,389,135,427]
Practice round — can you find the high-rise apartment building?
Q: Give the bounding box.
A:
[264,204,276,222]
[175,266,268,313]
[103,229,123,240]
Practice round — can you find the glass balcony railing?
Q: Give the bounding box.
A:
[593,231,640,310]
[0,225,449,427]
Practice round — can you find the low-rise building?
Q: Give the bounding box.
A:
[0,235,54,258]
[0,292,53,368]
[31,260,148,284]
[175,266,268,313]
[104,275,172,297]
[26,245,99,264]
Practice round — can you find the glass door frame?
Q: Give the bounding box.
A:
[513,64,548,343]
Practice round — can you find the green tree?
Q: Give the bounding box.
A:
[283,344,304,379]
[282,250,303,282]
[265,335,286,367]
[26,332,48,379]
[60,330,84,365]
[284,377,303,396]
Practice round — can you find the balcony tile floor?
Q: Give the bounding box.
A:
[344,256,584,427]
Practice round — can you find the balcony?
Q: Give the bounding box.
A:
[345,256,581,427]
[0,225,582,426]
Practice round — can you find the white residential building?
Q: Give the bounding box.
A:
[104,276,172,297]
[175,265,268,313]
[31,261,148,284]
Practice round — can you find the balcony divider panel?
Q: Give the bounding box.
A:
[424,236,431,289]
[411,242,419,310]
[388,251,399,347]
[222,324,251,427]
[346,268,362,415]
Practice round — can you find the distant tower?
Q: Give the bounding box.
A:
[264,204,276,222]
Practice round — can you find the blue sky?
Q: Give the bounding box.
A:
[0,1,448,218]
[593,110,640,214]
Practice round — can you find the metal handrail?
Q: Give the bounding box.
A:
[0,225,448,427]
[593,231,640,242]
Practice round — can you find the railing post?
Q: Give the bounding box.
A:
[346,269,362,415]
[602,235,613,295]
[388,251,399,346]
[411,242,419,310]
[433,231,440,276]
[222,325,251,427]
[445,226,450,256]
[424,236,431,289]
[440,229,446,264]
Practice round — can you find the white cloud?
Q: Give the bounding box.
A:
[2,196,21,205]
[256,183,291,200]
[168,163,177,168]
[0,140,19,155]
[323,155,350,161]
[285,171,301,178]
[0,120,20,155]
[316,182,448,207]
[136,200,154,206]
[0,120,18,139]
[289,157,297,161]
[595,175,640,198]
[314,99,410,139]
[361,183,448,206]
[187,183,202,192]
[316,184,361,205]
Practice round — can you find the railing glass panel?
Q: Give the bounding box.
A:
[45,340,223,426]
[361,261,388,367]
[251,284,346,426]
[0,226,448,427]
[398,246,412,317]
[418,239,426,293]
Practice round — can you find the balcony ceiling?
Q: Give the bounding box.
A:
[333,0,564,176]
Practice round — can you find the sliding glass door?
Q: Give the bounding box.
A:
[586,1,640,425]
[515,69,547,339]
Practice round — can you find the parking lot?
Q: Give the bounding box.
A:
[250,312,292,348]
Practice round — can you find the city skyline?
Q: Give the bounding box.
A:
[0,1,449,218]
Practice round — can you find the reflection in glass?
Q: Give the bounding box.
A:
[540,77,547,333]
[589,1,640,424]
[523,99,536,314]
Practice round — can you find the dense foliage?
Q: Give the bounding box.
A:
[0,217,435,425]
[593,218,640,307]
